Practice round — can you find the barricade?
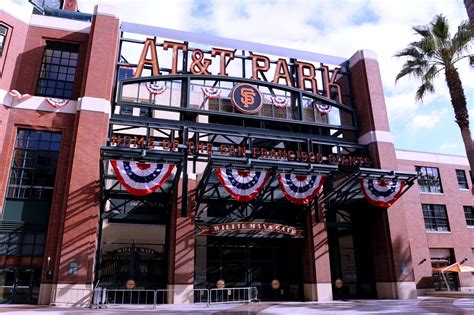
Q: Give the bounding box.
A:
[63,286,259,308]
[209,287,258,304]
[50,287,93,307]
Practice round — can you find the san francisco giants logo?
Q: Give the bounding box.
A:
[240,88,256,108]
[231,84,263,114]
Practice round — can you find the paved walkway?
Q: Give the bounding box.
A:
[1,297,474,314]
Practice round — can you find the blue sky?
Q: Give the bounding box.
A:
[37,0,474,155]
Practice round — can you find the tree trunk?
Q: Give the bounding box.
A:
[445,66,474,184]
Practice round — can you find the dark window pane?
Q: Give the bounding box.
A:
[36,41,79,98]
[416,166,443,193]
[422,204,450,231]
[6,129,62,200]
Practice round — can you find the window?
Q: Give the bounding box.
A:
[464,206,474,226]
[456,170,469,190]
[36,41,79,98]
[0,25,7,56]
[416,166,443,193]
[422,204,450,232]
[6,129,62,200]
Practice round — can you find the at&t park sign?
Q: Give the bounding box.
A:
[133,38,343,104]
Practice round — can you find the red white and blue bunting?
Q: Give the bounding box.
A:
[111,160,174,196]
[270,96,289,108]
[277,173,326,205]
[145,83,167,95]
[360,178,404,208]
[215,168,270,202]
[201,87,222,99]
[8,89,32,103]
[46,98,69,108]
[315,102,332,115]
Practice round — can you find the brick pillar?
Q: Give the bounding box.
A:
[302,207,333,301]
[55,4,118,298]
[349,50,416,299]
[465,0,474,33]
[167,177,196,304]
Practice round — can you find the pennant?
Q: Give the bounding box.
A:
[277,173,325,205]
[360,178,404,208]
[111,160,174,196]
[215,168,270,202]
[46,98,69,108]
[315,102,332,114]
[145,83,167,95]
[270,96,289,108]
[201,87,222,99]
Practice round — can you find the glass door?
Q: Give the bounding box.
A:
[0,267,40,304]
[0,268,15,303]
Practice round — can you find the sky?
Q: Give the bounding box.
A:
[17,0,474,156]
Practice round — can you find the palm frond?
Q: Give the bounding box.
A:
[415,80,435,102]
[452,21,472,56]
[431,14,450,45]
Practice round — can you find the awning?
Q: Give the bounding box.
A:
[195,156,418,218]
[433,263,474,273]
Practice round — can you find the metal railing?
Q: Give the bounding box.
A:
[209,287,258,304]
[50,287,93,307]
[89,286,257,308]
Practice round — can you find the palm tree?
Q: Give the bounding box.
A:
[395,14,474,177]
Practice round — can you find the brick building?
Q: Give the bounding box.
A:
[0,1,473,305]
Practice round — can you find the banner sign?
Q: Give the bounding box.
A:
[197,222,304,238]
[110,135,372,167]
[360,178,404,208]
[132,38,344,105]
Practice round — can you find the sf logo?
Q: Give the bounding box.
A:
[240,88,256,108]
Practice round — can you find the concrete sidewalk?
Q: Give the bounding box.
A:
[1,297,474,314]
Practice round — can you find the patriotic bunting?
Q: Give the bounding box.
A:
[277,173,325,205]
[8,90,32,103]
[201,87,222,99]
[145,83,167,95]
[360,178,404,208]
[46,98,69,108]
[111,160,174,196]
[215,168,270,202]
[270,96,289,108]
[315,102,332,114]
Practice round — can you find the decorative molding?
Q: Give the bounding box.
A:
[30,14,90,34]
[0,89,77,114]
[396,150,469,166]
[358,130,393,145]
[0,1,33,25]
[77,97,111,115]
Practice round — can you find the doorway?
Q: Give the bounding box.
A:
[0,267,41,304]
[196,237,304,301]
[327,207,377,299]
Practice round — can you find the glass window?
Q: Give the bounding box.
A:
[6,129,62,200]
[0,25,7,56]
[416,166,443,193]
[36,41,79,98]
[464,206,474,227]
[422,204,450,232]
[456,170,469,190]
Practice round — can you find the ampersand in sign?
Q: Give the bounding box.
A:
[190,49,212,75]
[240,88,256,108]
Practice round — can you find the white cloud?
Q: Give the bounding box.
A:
[74,0,473,154]
[409,108,448,130]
